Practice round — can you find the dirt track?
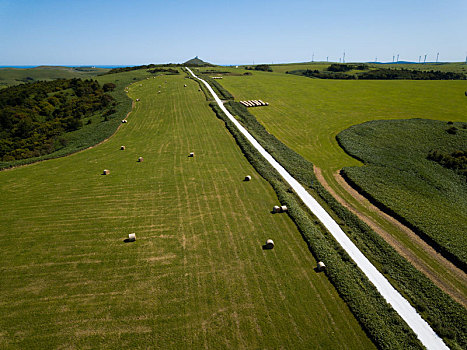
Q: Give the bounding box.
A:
[314,166,467,308]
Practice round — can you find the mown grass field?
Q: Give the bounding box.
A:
[215,68,467,298]
[338,118,467,264]
[0,73,374,349]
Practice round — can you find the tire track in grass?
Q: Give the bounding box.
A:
[176,88,231,348]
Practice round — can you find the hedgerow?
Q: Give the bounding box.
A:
[198,75,234,100]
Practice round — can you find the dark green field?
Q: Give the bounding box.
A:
[0,73,374,349]
[337,119,467,269]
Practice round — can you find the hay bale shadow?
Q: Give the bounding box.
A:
[262,243,274,250]
[123,238,134,243]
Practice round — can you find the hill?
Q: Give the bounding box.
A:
[183,56,214,67]
[0,66,109,89]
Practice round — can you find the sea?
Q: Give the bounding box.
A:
[0,65,132,69]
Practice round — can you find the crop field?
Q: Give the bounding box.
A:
[0,73,374,349]
[215,68,467,300]
[337,119,467,270]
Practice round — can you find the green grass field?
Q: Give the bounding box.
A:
[0,66,110,89]
[0,73,374,349]
[217,69,467,299]
[266,62,467,75]
[337,119,467,270]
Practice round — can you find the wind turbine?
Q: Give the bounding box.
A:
[419,56,421,64]
[392,55,395,63]
[436,52,439,63]
[423,54,427,64]
[396,54,399,63]
[343,51,345,63]
[312,52,314,62]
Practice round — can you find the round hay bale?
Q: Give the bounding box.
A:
[184,84,187,87]
[317,261,326,271]
[121,146,125,150]
[103,169,110,175]
[244,175,251,181]
[128,233,136,242]
[273,205,281,213]
[266,239,274,248]
[280,205,288,212]
[188,152,194,157]
[138,157,144,162]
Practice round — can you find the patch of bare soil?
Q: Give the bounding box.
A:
[314,166,467,308]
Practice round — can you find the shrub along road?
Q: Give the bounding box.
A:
[186,67,448,350]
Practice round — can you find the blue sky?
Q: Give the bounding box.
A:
[0,0,466,65]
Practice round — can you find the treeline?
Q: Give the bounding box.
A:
[105,64,159,74]
[428,149,467,178]
[358,68,466,80]
[327,63,368,72]
[245,64,273,72]
[289,67,466,80]
[105,62,214,75]
[299,69,357,79]
[147,68,179,74]
[0,79,115,161]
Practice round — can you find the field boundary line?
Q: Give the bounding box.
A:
[186,67,448,350]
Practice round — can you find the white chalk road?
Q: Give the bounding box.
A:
[186,67,448,350]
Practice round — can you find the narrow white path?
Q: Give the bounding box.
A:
[186,67,448,350]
